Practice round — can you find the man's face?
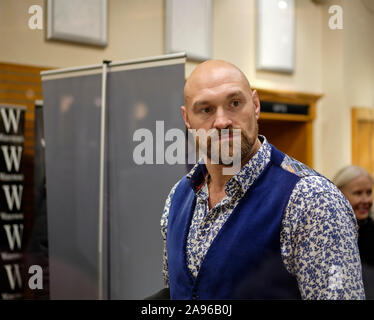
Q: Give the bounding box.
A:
[181,62,260,165]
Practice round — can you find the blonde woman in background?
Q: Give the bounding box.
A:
[333,165,374,299]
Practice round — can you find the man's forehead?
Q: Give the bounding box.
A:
[188,84,246,104]
[187,62,246,86]
[184,62,251,105]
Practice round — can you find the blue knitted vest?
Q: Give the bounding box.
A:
[167,144,302,299]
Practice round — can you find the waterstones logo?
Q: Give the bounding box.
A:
[1,264,44,299]
[0,105,26,299]
[0,108,22,133]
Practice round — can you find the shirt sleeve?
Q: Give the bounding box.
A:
[160,180,181,288]
[280,175,366,300]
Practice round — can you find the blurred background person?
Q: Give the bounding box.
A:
[333,165,374,299]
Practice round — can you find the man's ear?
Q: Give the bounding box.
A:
[181,106,191,129]
[251,90,261,120]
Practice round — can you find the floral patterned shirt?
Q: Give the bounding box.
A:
[161,136,365,299]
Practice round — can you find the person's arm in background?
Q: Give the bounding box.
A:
[281,176,366,300]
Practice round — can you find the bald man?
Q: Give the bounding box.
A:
[160,60,365,300]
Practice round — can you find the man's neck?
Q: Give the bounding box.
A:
[205,163,232,192]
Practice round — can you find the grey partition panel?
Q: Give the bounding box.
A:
[42,75,102,299]
[42,57,186,299]
[107,64,185,299]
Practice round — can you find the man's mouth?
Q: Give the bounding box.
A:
[219,133,233,142]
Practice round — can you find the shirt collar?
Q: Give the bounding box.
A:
[186,135,271,196]
[186,158,208,193]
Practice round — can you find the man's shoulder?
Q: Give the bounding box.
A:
[164,175,191,205]
[161,176,193,230]
[282,159,354,226]
[161,178,184,229]
[279,153,320,179]
[282,160,357,241]
[167,178,185,198]
[278,153,344,199]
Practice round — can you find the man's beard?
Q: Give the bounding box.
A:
[195,123,258,167]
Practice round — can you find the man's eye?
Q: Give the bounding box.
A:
[202,107,211,113]
[231,100,240,107]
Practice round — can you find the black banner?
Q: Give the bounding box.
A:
[0,104,26,300]
[260,101,309,115]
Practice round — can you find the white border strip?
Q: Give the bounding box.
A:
[41,53,186,81]
[108,57,186,73]
[98,61,108,300]
[41,66,103,81]
[41,63,102,76]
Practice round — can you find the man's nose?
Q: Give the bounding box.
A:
[213,108,232,129]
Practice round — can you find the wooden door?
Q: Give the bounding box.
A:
[256,88,322,168]
[352,107,374,176]
[259,119,309,165]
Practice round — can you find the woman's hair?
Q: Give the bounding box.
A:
[332,165,373,189]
